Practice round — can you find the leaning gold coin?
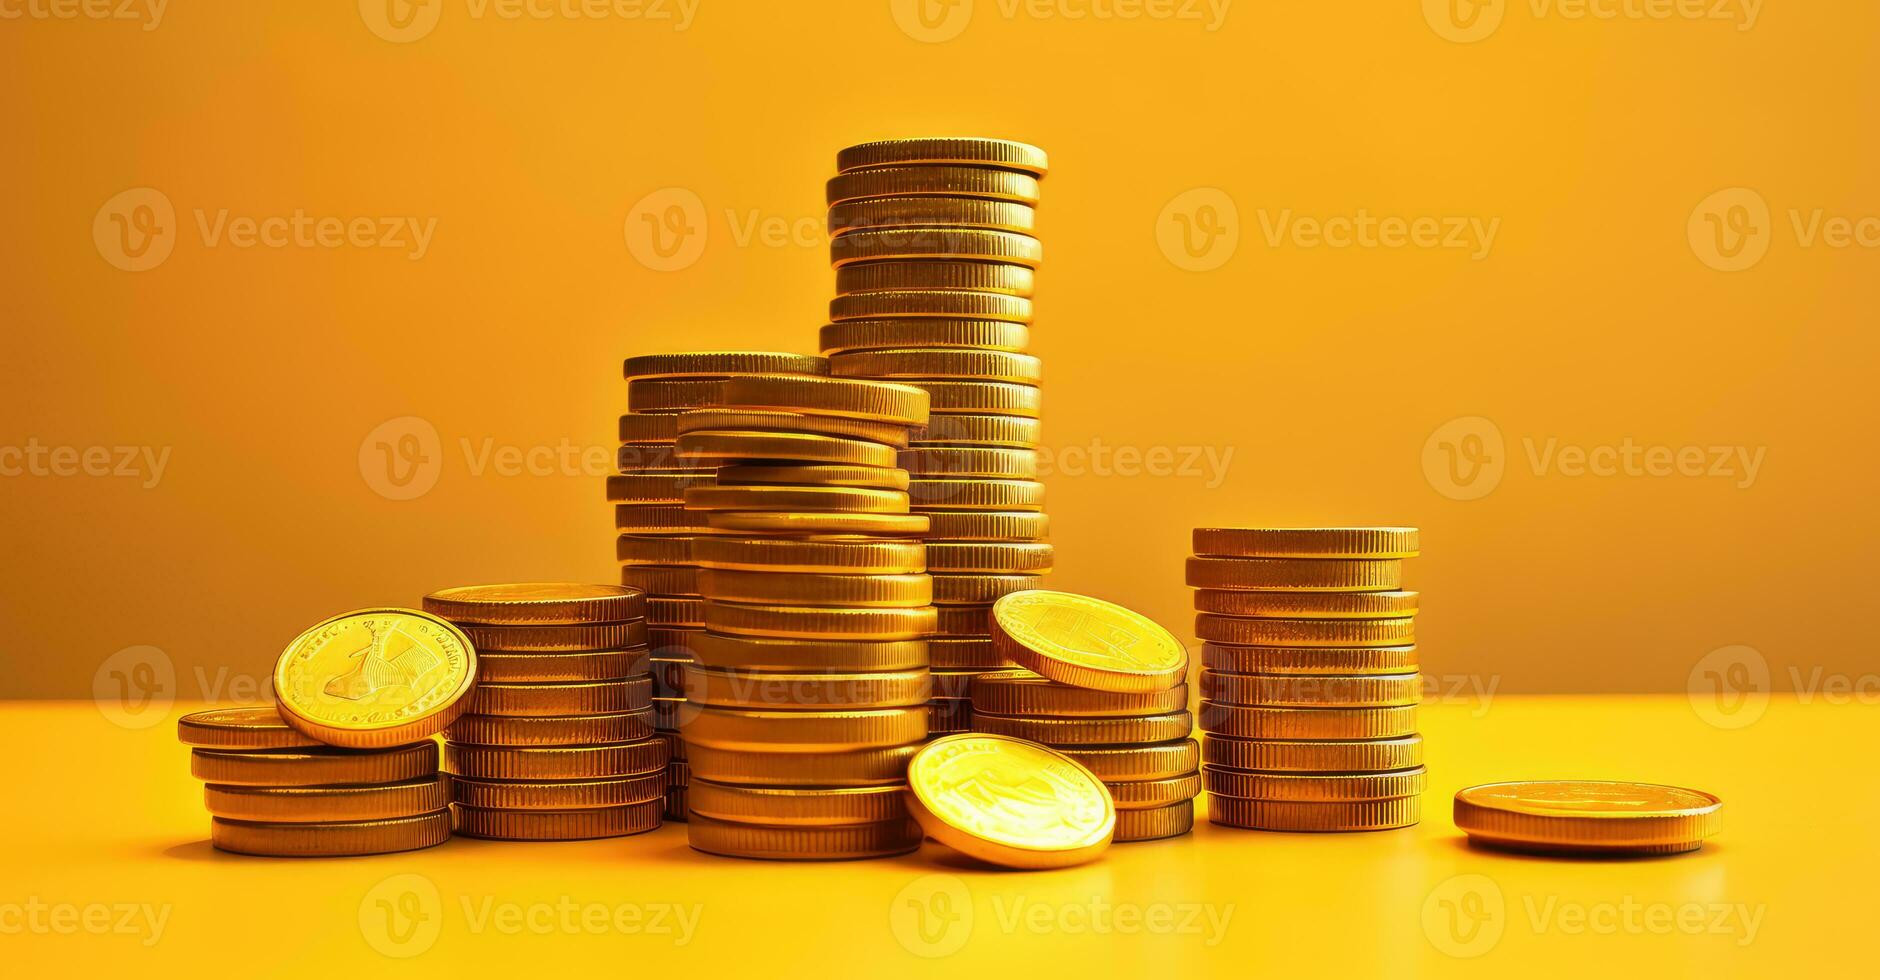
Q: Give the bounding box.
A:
[177,705,323,751]
[272,608,476,748]
[991,590,1187,693]
[906,733,1114,869]
[1453,780,1723,855]
[421,583,646,625]
[718,375,929,425]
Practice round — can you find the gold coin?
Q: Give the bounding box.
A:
[467,677,653,717]
[830,228,1042,268]
[1193,527,1421,559]
[651,659,687,697]
[692,536,926,574]
[970,671,1189,717]
[820,318,1030,354]
[683,666,931,709]
[273,608,476,748]
[1453,780,1723,855]
[675,430,899,468]
[909,478,1044,511]
[829,290,1034,323]
[614,503,709,534]
[972,711,1193,746]
[924,511,1049,541]
[906,733,1113,869]
[900,446,1039,478]
[685,484,911,514]
[649,627,703,659]
[477,649,650,684]
[189,742,438,787]
[1108,772,1203,810]
[835,138,1049,176]
[422,583,645,626]
[928,696,974,735]
[1201,643,1418,676]
[177,705,322,751]
[677,408,911,447]
[616,534,694,566]
[1198,702,1418,739]
[617,413,682,442]
[687,814,923,860]
[839,351,1042,387]
[1059,740,1201,782]
[651,696,686,730]
[442,740,668,780]
[928,637,1016,669]
[991,590,1186,693]
[1198,671,1422,707]
[697,569,932,608]
[834,260,1034,297]
[913,414,1041,448]
[1193,590,1420,620]
[627,377,727,413]
[932,573,1042,605]
[1195,615,1416,648]
[452,800,663,840]
[622,351,829,380]
[1203,735,1424,773]
[933,603,992,636]
[457,621,647,653]
[717,464,910,490]
[690,632,929,672]
[620,563,700,596]
[828,197,1036,234]
[664,786,689,822]
[719,375,929,425]
[1204,767,1427,802]
[704,511,930,536]
[682,706,927,751]
[917,380,1041,417]
[1185,557,1404,592]
[826,166,1041,205]
[928,541,1055,574]
[667,759,690,787]
[203,775,448,823]
[606,472,717,503]
[211,810,451,856]
[930,669,984,699]
[685,743,919,786]
[647,596,706,626]
[615,444,695,473]
[449,772,666,809]
[1113,800,1194,842]
[687,780,910,826]
[444,709,656,746]
[1208,795,1421,832]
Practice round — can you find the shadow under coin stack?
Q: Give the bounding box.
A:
[615,352,832,820]
[972,591,1202,842]
[426,584,667,840]
[179,706,449,856]
[1186,528,1426,832]
[822,137,1053,737]
[674,374,933,860]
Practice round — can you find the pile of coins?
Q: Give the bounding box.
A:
[1187,528,1427,832]
[427,584,668,840]
[675,373,934,859]
[615,352,831,818]
[971,590,1200,842]
[821,137,1053,736]
[179,705,449,856]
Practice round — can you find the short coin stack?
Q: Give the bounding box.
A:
[822,137,1053,736]
[615,352,832,818]
[180,706,450,857]
[675,373,934,860]
[427,584,668,840]
[972,590,1201,842]
[1187,528,1427,832]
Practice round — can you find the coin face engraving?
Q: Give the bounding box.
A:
[1461,781,1720,816]
[275,609,474,732]
[994,591,1186,677]
[911,736,1111,850]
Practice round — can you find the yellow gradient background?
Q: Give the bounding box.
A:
[3,0,1875,697]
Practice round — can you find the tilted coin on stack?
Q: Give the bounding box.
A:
[676,374,934,859]
[971,590,1201,843]
[823,138,1053,734]
[1187,527,1428,832]
[425,584,667,840]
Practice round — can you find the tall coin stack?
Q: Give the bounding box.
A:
[674,373,934,860]
[1187,528,1427,832]
[179,705,449,856]
[821,137,1053,737]
[427,584,668,840]
[615,352,832,819]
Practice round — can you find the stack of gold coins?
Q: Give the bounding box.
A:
[822,138,1052,736]
[426,584,668,840]
[1187,528,1426,832]
[180,705,450,856]
[616,352,831,819]
[971,591,1201,843]
[675,374,933,860]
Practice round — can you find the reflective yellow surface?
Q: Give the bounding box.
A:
[8,695,1865,975]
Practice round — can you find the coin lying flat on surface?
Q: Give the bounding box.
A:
[906,734,1114,869]
[271,608,476,748]
[177,705,322,751]
[1454,780,1723,856]
[420,583,646,625]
